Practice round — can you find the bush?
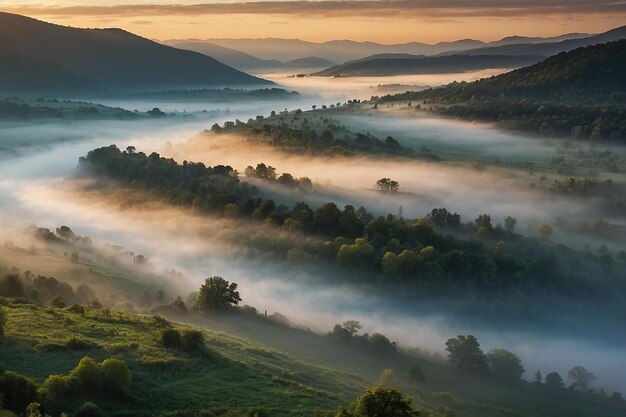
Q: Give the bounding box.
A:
[74,402,104,417]
[180,330,205,353]
[0,371,37,413]
[161,329,182,349]
[100,358,132,399]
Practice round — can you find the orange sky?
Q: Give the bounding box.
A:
[1,1,625,43]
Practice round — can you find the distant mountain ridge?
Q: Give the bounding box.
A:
[163,40,335,72]
[441,25,626,57]
[182,31,600,63]
[313,54,544,77]
[0,12,270,93]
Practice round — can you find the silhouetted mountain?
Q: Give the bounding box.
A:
[164,40,283,71]
[443,26,626,57]
[164,40,334,72]
[0,46,101,93]
[284,57,336,69]
[0,13,270,91]
[313,54,543,77]
[197,32,599,62]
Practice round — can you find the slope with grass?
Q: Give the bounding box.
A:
[1,298,625,417]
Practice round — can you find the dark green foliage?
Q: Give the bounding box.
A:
[545,372,565,389]
[379,40,626,142]
[161,329,206,353]
[0,307,6,336]
[329,323,396,355]
[161,329,183,349]
[40,356,132,407]
[77,145,602,297]
[486,349,524,380]
[405,362,426,382]
[445,335,488,374]
[196,277,241,311]
[73,402,104,417]
[0,370,37,413]
[339,386,420,417]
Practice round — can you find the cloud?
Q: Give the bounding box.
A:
[6,0,626,19]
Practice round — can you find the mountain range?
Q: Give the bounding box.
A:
[0,12,270,94]
[313,54,544,77]
[175,32,597,64]
[164,40,335,72]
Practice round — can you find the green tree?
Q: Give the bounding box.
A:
[486,349,524,380]
[445,335,488,374]
[341,386,420,417]
[533,370,542,385]
[545,372,564,389]
[195,276,241,311]
[405,362,426,382]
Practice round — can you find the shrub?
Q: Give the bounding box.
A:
[161,329,182,349]
[74,402,104,417]
[0,371,37,413]
[180,330,205,353]
[100,358,132,399]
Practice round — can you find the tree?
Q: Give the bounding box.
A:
[406,362,426,382]
[341,386,420,417]
[533,370,542,385]
[376,178,400,192]
[545,372,564,389]
[486,349,524,380]
[342,320,362,336]
[538,223,554,240]
[612,392,624,402]
[195,276,241,311]
[504,216,517,233]
[0,307,6,336]
[475,214,492,231]
[568,366,596,391]
[445,335,488,374]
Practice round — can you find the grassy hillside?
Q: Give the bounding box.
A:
[1,298,625,417]
[0,13,270,90]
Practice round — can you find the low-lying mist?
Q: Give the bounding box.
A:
[0,82,624,395]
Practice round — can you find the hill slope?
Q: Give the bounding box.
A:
[0,46,101,93]
[415,40,626,103]
[0,13,270,90]
[313,54,544,76]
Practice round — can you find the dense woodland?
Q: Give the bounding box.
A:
[207,114,420,158]
[378,40,626,142]
[78,146,624,301]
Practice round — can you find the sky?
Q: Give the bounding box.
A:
[0,0,625,43]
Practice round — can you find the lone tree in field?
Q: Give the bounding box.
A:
[376,178,399,192]
[445,335,488,374]
[337,385,420,417]
[195,276,242,311]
